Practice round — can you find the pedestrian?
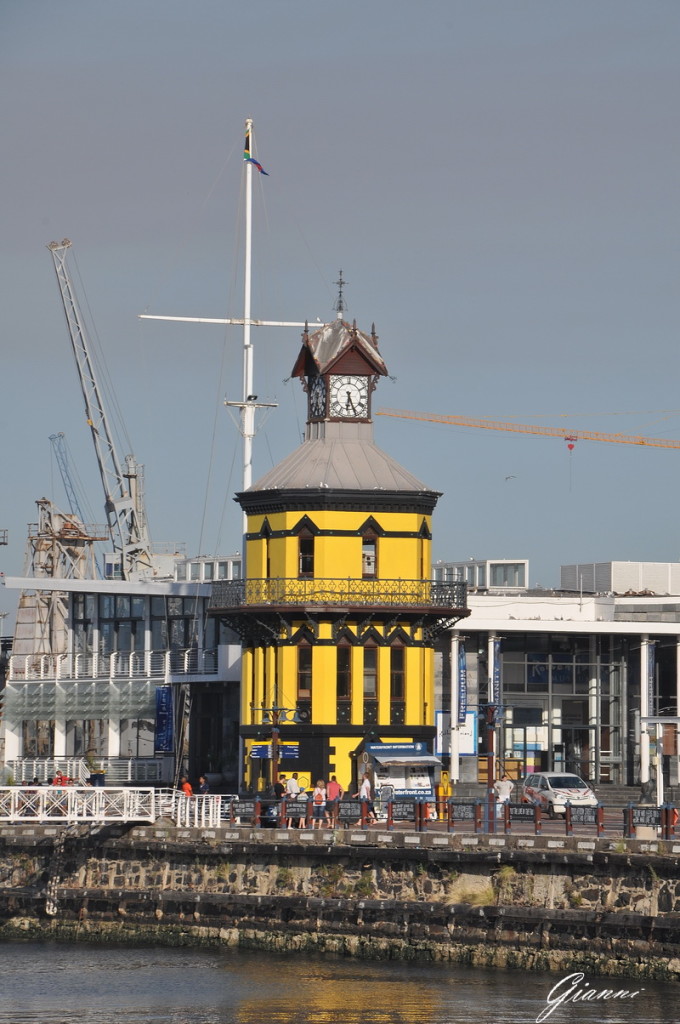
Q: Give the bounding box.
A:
[285,772,300,827]
[312,779,327,829]
[273,774,286,799]
[198,775,209,795]
[297,786,309,828]
[325,775,344,827]
[353,773,377,825]
[179,776,193,797]
[494,773,513,817]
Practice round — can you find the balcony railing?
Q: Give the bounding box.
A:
[7,647,219,682]
[9,758,166,785]
[210,577,467,611]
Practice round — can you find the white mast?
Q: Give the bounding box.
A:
[139,118,312,508]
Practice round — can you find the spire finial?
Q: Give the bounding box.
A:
[334,270,347,320]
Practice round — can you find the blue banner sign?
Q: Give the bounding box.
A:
[154,686,174,753]
[493,638,501,704]
[458,645,467,724]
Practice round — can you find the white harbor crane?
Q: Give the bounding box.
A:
[48,239,155,581]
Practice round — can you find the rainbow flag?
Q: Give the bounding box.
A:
[244,130,269,175]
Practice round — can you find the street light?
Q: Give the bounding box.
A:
[259,705,300,788]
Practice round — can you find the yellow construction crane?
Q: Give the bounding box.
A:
[376,408,680,449]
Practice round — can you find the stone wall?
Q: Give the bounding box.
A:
[1,824,679,981]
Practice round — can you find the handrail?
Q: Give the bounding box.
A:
[7,647,219,682]
[210,577,467,610]
[0,786,156,823]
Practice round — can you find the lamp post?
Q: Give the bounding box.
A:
[259,705,298,789]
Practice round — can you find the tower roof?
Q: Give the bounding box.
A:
[291,319,388,379]
[238,423,440,516]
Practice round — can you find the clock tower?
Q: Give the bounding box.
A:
[292,315,387,428]
[209,308,468,793]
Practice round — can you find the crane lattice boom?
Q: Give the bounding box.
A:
[376,408,680,449]
[48,239,154,580]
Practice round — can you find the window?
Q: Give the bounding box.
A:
[22,720,54,757]
[362,535,377,578]
[297,646,312,698]
[363,648,377,698]
[232,561,241,579]
[390,647,405,701]
[337,647,352,700]
[190,562,201,581]
[203,561,214,581]
[490,562,526,588]
[65,719,107,758]
[120,718,155,758]
[298,533,314,577]
[99,594,144,656]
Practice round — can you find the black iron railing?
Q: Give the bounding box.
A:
[209,577,467,610]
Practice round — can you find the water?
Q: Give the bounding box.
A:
[0,942,675,1024]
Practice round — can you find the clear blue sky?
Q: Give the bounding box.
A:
[2,0,680,626]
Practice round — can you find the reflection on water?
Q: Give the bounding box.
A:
[0,941,676,1024]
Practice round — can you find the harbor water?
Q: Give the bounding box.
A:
[0,941,676,1024]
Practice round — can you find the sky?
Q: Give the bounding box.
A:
[2,0,680,628]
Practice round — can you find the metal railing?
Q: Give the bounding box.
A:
[173,792,223,828]
[0,786,156,823]
[9,758,165,785]
[7,647,219,682]
[210,577,467,610]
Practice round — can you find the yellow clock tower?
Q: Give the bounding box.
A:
[209,314,468,791]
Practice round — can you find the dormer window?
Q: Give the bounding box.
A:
[362,533,377,578]
[298,531,314,577]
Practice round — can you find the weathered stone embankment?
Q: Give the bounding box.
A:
[1,822,680,981]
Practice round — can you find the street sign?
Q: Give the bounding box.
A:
[249,744,272,759]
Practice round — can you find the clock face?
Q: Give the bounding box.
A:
[329,375,369,418]
[309,376,326,418]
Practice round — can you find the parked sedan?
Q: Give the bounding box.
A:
[522,772,597,818]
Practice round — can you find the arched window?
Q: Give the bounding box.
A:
[336,644,352,724]
[297,644,312,699]
[298,531,314,577]
[390,645,406,725]
[362,531,377,578]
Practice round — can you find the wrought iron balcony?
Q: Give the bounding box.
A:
[209,577,467,613]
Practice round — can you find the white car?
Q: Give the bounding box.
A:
[522,772,597,818]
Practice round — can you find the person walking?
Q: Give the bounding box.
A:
[285,772,301,827]
[494,773,513,819]
[312,779,327,830]
[325,775,344,827]
[353,773,376,825]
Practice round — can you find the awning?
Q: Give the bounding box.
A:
[373,754,442,767]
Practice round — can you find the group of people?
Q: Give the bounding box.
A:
[178,775,210,797]
[275,771,377,828]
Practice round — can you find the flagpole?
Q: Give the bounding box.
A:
[243,118,255,499]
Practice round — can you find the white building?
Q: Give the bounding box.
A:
[1,554,243,787]
[436,560,680,791]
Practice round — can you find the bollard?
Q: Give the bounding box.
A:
[565,802,573,837]
[596,803,605,837]
[623,804,635,840]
